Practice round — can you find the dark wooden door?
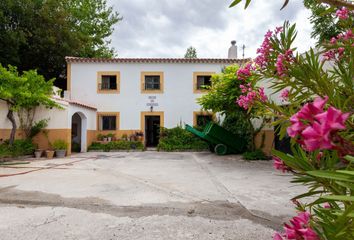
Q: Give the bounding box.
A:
[145,116,160,147]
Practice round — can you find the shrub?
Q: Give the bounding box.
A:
[29,119,48,139]
[0,139,35,158]
[71,142,81,152]
[88,140,144,152]
[222,113,253,152]
[52,140,68,150]
[157,126,208,151]
[242,149,268,160]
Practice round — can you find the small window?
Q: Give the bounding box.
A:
[97,71,120,93]
[141,72,164,93]
[196,114,213,127]
[101,116,116,130]
[196,75,212,90]
[145,75,160,90]
[101,75,117,90]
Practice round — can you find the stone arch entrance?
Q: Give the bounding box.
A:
[71,112,87,152]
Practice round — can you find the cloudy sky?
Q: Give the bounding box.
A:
[107,0,316,58]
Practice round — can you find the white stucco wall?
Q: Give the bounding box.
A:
[70,62,229,130]
[0,100,69,130]
[0,99,95,130]
[67,104,96,130]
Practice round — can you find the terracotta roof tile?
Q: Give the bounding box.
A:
[65,56,249,64]
[53,97,97,111]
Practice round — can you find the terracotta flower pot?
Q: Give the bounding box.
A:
[45,150,55,159]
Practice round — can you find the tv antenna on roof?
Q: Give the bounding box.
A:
[241,44,246,59]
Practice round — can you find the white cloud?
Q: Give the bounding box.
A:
[108,0,316,58]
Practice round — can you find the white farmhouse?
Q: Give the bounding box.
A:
[66,56,246,150]
[1,43,274,154]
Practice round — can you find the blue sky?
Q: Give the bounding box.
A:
[108,0,316,58]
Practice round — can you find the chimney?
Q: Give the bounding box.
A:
[228,40,238,59]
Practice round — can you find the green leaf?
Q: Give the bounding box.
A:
[337,170,354,176]
[321,195,354,202]
[292,190,324,200]
[280,0,289,10]
[344,155,354,163]
[229,0,242,8]
[307,171,354,183]
[244,0,251,9]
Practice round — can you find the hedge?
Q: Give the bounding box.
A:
[157,126,208,151]
[88,140,144,152]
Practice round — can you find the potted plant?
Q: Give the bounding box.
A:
[97,134,104,141]
[43,130,55,159]
[103,134,108,142]
[122,134,128,141]
[106,133,115,142]
[52,140,67,158]
[136,131,144,142]
[34,149,43,158]
[45,149,55,158]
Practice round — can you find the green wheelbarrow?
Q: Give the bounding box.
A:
[185,122,246,155]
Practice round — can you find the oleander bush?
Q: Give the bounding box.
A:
[157,126,208,151]
[230,9,354,240]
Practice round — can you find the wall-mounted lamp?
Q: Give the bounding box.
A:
[150,106,153,112]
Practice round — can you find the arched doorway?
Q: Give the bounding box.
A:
[71,112,87,152]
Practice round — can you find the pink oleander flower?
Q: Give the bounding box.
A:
[343,29,353,40]
[323,50,336,61]
[324,30,354,62]
[338,47,345,56]
[273,156,290,172]
[275,26,283,34]
[301,107,350,151]
[273,232,284,240]
[258,87,268,102]
[316,106,350,130]
[237,63,253,80]
[323,202,331,209]
[236,85,267,110]
[316,152,323,161]
[302,122,333,151]
[336,7,349,20]
[287,96,350,151]
[276,49,294,76]
[287,96,328,138]
[330,37,337,44]
[255,30,274,68]
[281,89,289,101]
[276,212,319,240]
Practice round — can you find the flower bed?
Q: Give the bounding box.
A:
[88,140,144,152]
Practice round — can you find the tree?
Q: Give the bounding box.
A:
[229,0,354,10]
[0,0,122,90]
[197,65,260,151]
[304,0,354,43]
[0,65,60,145]
[184,46,198,58]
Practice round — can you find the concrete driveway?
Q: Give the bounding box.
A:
[0,152,304,240]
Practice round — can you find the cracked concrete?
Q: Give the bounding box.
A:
[0,152,305,239]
